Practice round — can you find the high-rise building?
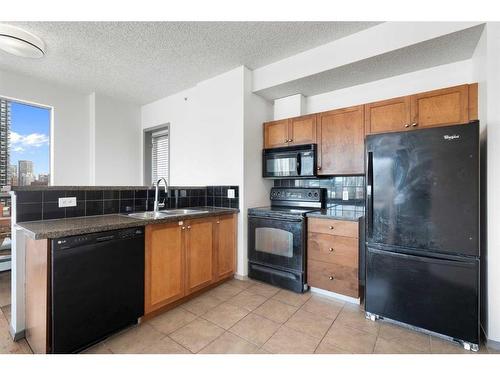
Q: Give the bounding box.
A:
[18,160,34,186]
[0,99,10,187]
[8,165,17,186]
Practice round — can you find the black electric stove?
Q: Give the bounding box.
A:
[247,187,326,292]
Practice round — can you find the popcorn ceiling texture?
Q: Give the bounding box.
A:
[0,22,377,104]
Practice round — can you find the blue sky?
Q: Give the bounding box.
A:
[10,101,50,175]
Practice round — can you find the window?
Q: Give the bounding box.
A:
[144,124,169,185]
[0,97,51,217]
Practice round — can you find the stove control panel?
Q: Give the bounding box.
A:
[270,188,324,202]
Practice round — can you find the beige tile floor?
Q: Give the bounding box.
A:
[0,272,498,354]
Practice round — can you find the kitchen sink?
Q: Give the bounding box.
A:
[163,209,209,215]
[124,209,209,220]
[125,211,173,220]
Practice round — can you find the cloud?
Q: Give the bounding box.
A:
[10,131,49,150]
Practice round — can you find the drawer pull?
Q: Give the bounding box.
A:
[329,226,334,230]
[328,247,334,252]
[404,123,410,128]
[329,275,335,280]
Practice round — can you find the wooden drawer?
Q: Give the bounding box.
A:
[308,217,358,238]
[307,259,359,298]
[307,232,358,267]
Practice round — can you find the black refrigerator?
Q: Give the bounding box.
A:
[365,121,480,350]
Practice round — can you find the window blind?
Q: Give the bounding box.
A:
[151,127,169,185]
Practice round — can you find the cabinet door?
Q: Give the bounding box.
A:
[411,84,469,129]
[185,218,214,294]
[145,223,184,314]
[214,215,236,281]
[365,96,411,134]
[289,115,317,146]
[263,119,289,149]
[317,105,365,175]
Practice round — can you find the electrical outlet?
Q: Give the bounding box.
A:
[59,197,77,208]
[227,189,235,199]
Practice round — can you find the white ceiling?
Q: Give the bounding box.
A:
[0,22,379,104]
[255,24,485,100]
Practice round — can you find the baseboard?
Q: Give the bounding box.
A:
[310,287,360,305]
[485,336,500,351]
[10,327,25,341]
[233,273,248,281]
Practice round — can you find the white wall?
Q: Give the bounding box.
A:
[243,67,273,275]
[142,67,245,187]
[90,93,142,185]
[0,69,91,185]
[473,22,500,346]
[274,94,305,120]
[304,60,476,115]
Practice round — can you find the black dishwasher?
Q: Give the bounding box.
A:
[51,227,145,353]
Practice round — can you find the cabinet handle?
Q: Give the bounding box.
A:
[216,221,220,224]
[411,122,418,127]
[187,225,191,229]
[181,226,186,230]
[284,139,289,143]
[329,226,334,230]
[317,166,322,170]
[329,247,334,252]
[404,124,410,128]
[288,139,293,143]
[329,276,335,281]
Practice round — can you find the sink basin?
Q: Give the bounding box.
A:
[124,209,209,220]
[126,211,172,220]
[162,209,209,215]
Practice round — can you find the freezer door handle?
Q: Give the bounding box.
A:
[367,247,477,267]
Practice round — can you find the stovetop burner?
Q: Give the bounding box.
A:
[248,187,326,219]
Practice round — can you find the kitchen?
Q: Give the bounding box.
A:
[1,4,500,372]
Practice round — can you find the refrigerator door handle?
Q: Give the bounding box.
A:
[366,151,374,238]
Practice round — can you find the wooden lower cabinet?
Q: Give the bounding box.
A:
[145,222,185,314]
[308,260,359,298]
[214,214,237,281]
[145,214,237,315]
[307,218,359,298]
[185,218,215,294]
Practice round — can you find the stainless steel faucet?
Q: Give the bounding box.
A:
[154,177,168,212]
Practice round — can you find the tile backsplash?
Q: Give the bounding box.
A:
[15,185,239,223]
[274,176,365,205]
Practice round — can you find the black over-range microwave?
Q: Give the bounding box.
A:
[262,144,317,179]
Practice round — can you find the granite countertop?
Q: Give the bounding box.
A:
[17,207,239,240]
[306,203,365,221]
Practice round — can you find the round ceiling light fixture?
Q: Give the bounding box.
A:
[0,24,45,58]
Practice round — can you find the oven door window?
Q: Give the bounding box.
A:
[248,216,304,271]
[255,228,293,257]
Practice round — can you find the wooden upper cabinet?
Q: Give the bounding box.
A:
[289,115,317,146]
[317,105,365,175]
[145,222,185,314]
[365,96,412,134]
[185,217,214,294]
[264,115,317,149]
[411,84,469,129]
[214,215,237,281]
[264,119,289,148]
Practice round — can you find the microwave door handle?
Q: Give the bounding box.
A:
[296,153,302,176]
